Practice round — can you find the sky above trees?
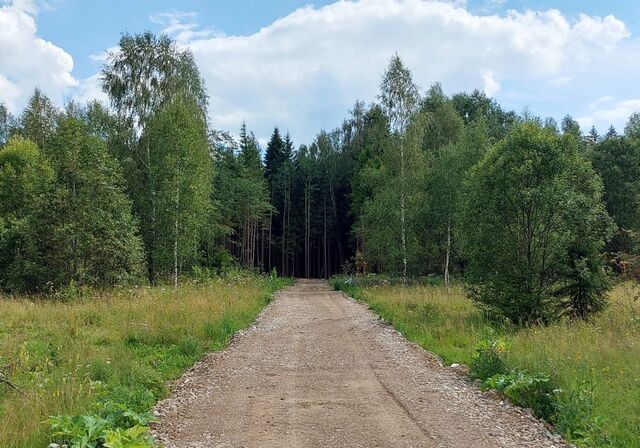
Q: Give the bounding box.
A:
[1,0,639,143]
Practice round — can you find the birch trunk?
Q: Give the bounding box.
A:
[444,218,451,293]
[400,137,408,285]
[173,173,180,290]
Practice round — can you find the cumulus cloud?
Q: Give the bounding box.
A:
[482,71,500,96]
[578,99,640,131]
[0,0,76,111]
[158,0,629,142]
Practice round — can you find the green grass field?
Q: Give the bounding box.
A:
[0,274,290,447]
[332,278,640,448]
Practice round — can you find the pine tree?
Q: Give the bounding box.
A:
[587,125,599,145]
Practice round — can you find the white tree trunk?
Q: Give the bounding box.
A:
[444,218,451,293]
[173,177,180,290]
[400,137,408,285]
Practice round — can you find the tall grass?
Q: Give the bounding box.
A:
[0,274,290,447]
[333,278,640,447]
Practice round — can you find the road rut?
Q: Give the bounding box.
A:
[152,279,566,447]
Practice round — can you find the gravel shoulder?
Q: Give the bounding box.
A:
[152,279,567,448]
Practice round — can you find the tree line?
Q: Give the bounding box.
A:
[1,33,639,324]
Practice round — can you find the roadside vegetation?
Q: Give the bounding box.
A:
[0,273,290,447]
[332,278,640,447]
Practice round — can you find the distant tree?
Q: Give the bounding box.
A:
[19,88,59,150]
[605,125,618,139]
[361,109,427,277]
[461,123,613,323]
[237,123,271,270]
[144,96,212,287]
[264,127,287,271]
[0,138,53,291]
[426,120,490,288]
[46,117,145,288]
[379,54,420,282]
[543,117,559,134]
[587,125,599,145]
[561,115,581,140]
[590,136,640,254]
[420,83,464,151]
[0,103,13,147]
[351,105,392,272]
[624,112,640,140]
[452,89,517,139]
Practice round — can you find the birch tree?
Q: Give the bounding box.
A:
[145,96,212,287]
[102,32,207,283]
[380,54,419,283]
[379,54,420,283]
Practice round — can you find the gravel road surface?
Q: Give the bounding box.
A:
[152,279,566,448]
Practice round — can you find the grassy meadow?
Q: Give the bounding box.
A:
[0,274,290,447]
[332,278,640,448]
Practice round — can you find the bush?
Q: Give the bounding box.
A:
[484,370,556,420]
[470,337,509,380]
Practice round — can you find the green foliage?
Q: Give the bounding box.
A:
[48,399,155,448]
[589,136,640,255]
[46,117,145,288]
[470,337,509,380]
[103,426,154,448]
[484,370,556,420]
[144,95,212,280]
[461,122,613,324]
[554,382,609,446]
[18,88,59,150]
[0,137,53,291]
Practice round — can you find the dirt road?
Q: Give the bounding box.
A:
[153,279,565,447]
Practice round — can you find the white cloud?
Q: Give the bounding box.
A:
[0,0,77,111]
[160,0,630,142]
[150,11,216,45]
[482,71,500,96]
[578,99,640,131]
[0,0,635,142]
[73,73,107,106]
[5,0,38,15]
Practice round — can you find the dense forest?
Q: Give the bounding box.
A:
[1,32,639,321]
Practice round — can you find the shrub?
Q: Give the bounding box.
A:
[484,370,556,420]
[470,337,509,380]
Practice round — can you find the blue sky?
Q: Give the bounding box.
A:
[1,0,639,144]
